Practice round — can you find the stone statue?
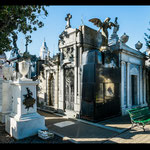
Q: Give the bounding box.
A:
[109,17,119,41]
[89,17,116,48]
[112,17,119,34]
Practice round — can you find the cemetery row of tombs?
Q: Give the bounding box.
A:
[0,14,150,139]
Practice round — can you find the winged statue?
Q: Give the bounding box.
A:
[89,17,116,47]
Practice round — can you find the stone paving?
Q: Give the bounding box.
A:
[38,110,150,144]
[1,110,150,144]
[104,125,150,143]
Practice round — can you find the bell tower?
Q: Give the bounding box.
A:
[40,39,50,60]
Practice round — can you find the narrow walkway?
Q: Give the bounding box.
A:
[38,110,150,144]
[38,110,119,143]
[105,125,150,143]
[97,115,131,133]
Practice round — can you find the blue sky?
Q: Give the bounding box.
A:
[7,5,150,58]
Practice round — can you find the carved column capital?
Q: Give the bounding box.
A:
[121,60,125,65]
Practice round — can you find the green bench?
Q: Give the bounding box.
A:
[127,106,150,131]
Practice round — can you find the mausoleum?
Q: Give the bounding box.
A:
[37,14,148,122]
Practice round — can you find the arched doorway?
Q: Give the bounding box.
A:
[48,74,55,106]
[64,68,74,111]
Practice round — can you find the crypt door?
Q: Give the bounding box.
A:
[48,74,55,106]
[131,75,138,106]
[64,68,74,111]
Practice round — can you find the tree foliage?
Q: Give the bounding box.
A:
[0,5,48,54]
[144,21,150,49]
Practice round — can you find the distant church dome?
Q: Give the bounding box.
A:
[40,40,50,60]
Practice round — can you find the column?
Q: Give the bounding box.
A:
[76,30,82,116]
[74,44,78,111]
[55,67,59,109]
[58,49,65,112]
[121,61,126,115]
[58,66,64,111]
[1,80,12,123]
[127,62,130,108]
[78,46,82,104]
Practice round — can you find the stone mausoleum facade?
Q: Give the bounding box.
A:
[37,14,148,122]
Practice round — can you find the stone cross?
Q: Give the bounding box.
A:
[65,13,72,29]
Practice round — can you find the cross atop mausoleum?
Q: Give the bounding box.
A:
[65,13,72,29]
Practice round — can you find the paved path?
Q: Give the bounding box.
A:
[38,110,150,144]
[38,110,118,143]
[105,125,150,143]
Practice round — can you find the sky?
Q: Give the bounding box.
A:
[7,5,150,58]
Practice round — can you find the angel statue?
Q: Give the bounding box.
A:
[89,17,116,49]
[113,17,119,34]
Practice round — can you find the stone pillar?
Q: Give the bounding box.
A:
[5,79,47,140]
[74,44,78,112]
[76,30,82,116]
[79,46,83,118]
[0,80,12,123]
[77,46,82,111]
[121,61,126,115]
[55,67,59,110]
[127,62,130,108]
[0,63,14,123]
[54,71,58,109]
[58,49,65,112]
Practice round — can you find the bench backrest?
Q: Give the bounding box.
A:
[127,106,150,121]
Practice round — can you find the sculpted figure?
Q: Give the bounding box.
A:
[113,17,119,34]
[89,17,116,47]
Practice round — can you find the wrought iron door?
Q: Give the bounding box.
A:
[49,75,55,106]
[64,68,74,111]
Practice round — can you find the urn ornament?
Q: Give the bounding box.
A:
[19,60,29,80]
[120,33,129,43]
[135,41,143,50]
[2,63,13,80]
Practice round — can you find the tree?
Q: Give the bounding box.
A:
[144,21,150,49]
[0,5,48,54]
